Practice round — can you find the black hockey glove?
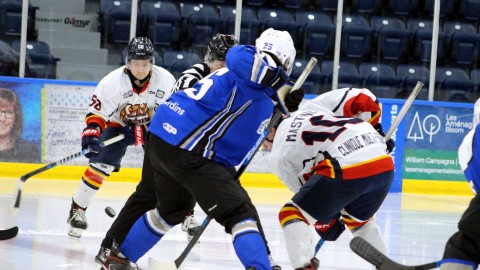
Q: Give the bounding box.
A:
[121,125,147,146]
[314,216,346,241]
[283,86,305,112]
[81,125,101,158]
[261,66,292,97]
[374,123,396,153]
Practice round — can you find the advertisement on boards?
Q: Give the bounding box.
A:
[0,80,42,163]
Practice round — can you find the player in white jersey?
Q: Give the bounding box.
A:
[263,87,394,153]
[439,98,480,270]
[66,37,176,238]
[267,110,394,269]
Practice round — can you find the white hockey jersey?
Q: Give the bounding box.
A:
[86,65,176,128]
[269,110,394,193]
[300,88,381,126]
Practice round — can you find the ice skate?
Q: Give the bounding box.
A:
[269,254,282,270]
[94,246,111,266]
[102,242,140,270]
[294,257,319,270]
[67,200,88,238]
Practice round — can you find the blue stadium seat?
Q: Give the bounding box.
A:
[359,63,402,98]
[370,16,411,61]
[470,69,480,92]
[219,5,260,45]
[162,50,201,79]
[284,0,304,9]
[388,0,417,16]
[321,60,364,90]
[290,58,322,94]
[100,0,134,44]
[461,0,480,21]
[396,65,429,99]
[339,14,373,59]
[179,2,224,48]
[351,0,382,14]
[0,0,37,37]
[424,0,454,17]
[140,1,181,47]
[436,66,475,102]
[314,0,337,12]
[245,0,265,6]
[12,39,59,78]
[407,18,447,62]
[296,10,335,57]
[257,8,298,46]
[443,20,480,65]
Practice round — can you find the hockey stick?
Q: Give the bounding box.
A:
[149,57,319,270]
[11,134,125,209]
[0,226,19,241]
[350,237,440,270]
[384,81,424,141]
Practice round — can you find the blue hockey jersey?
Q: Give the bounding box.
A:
[458,124,480,195]
[149,45,276,167]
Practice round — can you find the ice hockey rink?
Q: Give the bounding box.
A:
[0,177,471,270]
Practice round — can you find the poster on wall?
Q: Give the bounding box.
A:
[43,84,144,168]
[0,81,42,163]
[402,104,472,181]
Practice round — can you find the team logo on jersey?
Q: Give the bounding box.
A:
[163,122,177,134]
[156,89,165,98]
[120,103,151,125]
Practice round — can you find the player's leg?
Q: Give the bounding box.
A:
[160,136,270,269]
[68,127,129,238]
[284,174,357,269]
[278,202,319,270]
[440,193,480,269]
[95,138,158,265]
[342,170,394,255]
[102,134,196,268]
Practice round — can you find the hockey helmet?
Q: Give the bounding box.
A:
[205,34,239,62]
[255,28,296,75]
[126,37,155,65]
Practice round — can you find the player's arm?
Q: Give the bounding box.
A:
[172,63,210,93]
[81,83,118,157]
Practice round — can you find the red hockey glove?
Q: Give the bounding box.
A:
[81,125,101,158]
[314,216,346,241]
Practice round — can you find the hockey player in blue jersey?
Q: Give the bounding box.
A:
[100,40,298,269]
[440,99,480,270]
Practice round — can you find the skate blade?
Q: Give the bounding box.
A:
[148,257,177,270]
[67,227,84,238]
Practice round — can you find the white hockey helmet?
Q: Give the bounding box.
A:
[255,28,296,75]
[474,97,480,126]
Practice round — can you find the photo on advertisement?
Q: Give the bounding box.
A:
[0,82,41,163]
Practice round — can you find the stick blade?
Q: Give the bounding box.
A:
[148,257,177,270]
[0,226,18,241]
[350,237,439,270]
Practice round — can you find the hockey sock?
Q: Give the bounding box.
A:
[350,219,387,255]
[279,203,316,269]
[232,218,270,270]
[120,209,171,262]
[73,165,109,208]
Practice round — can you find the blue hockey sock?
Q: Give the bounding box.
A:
[120,210,171,262]
[232,219,270,270]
